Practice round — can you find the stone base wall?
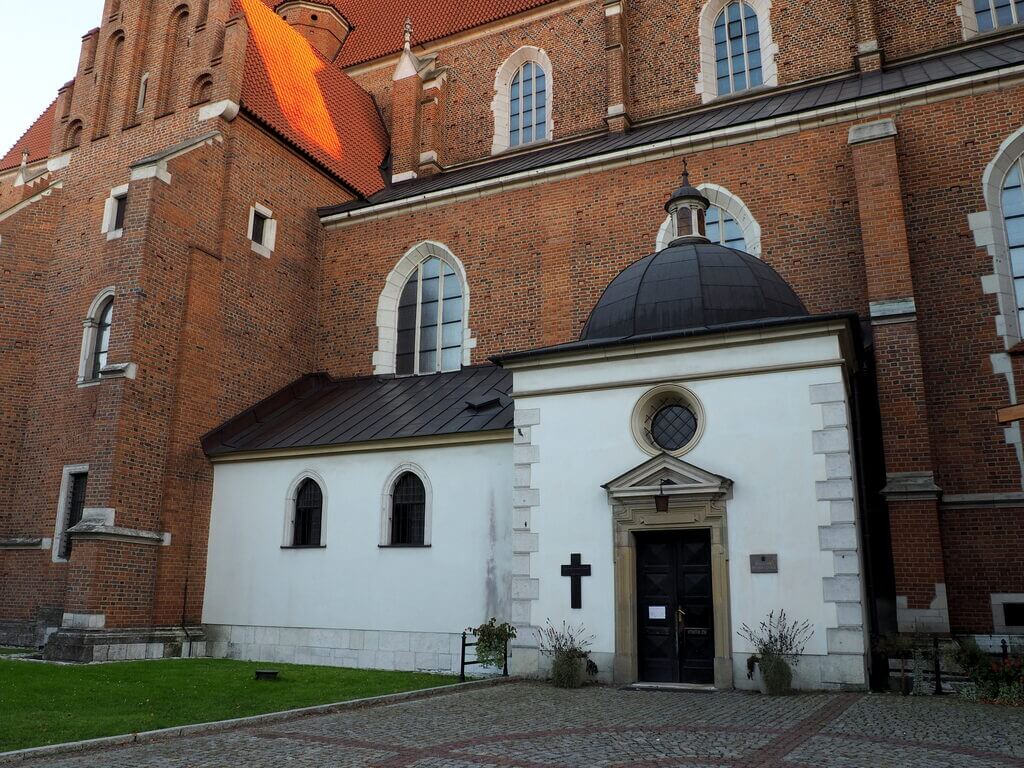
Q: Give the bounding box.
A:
[204,625,493,676]
[43,627,205,662]
[0,607,62,648]
[732,652,869,692]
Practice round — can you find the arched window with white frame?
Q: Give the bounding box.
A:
[380,464,432,547]
[656,183,762,256]
[491,46,553,154]
[697,0,777,103]
[1001,154,1024,330]
[374,241,475,376]
[77,288,115,385]
[283,471,327,548]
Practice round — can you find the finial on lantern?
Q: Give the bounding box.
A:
[403,17,413,50]
[664,158,711,246]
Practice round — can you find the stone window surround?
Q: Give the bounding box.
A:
[282,470,329,548]
[490,46,554,155]
[100,183,129,241]
[248,202,278,258]
[52,463,89,563]
[76,286,115,387]
[373,240,476,375]
[958,0,1024,39]
[379,462,433,547]
[696,0,778,104]
[630,383,706,458]
[656,183,762,255]
[969,122,1024,481]
[992,593,1024,633]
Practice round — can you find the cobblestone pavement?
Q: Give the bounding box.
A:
[12,682,1024,767]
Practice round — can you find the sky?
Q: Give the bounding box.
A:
[0,1,106,155]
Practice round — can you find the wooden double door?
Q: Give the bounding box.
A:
[635,529,715,684]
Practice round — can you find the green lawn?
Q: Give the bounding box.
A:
[0,647,30,655]
[0,658,458,753]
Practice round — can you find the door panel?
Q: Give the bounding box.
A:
[636,530,715,684]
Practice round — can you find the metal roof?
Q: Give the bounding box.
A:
[203,364,512,457]
[319,32,1024,218]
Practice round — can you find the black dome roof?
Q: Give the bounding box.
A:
[581,241,808,341]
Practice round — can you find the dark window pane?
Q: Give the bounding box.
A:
[419,348,437,373]
[442,294,463,324]
[391,472,425,545]
[252,212,267,245]
[1004,602,1024,626]
[92,299,113,379]
[61,473,88,559]
[114,195,127,231]
[441,346,462,372]
[441,320,462,347]
[651,405,698,451]
[293,479,323,546]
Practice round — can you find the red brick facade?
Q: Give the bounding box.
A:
[2,0,1023,656]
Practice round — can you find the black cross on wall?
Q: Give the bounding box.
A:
[560,553,592,609]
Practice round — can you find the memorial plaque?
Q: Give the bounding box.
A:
[750,553,778,573]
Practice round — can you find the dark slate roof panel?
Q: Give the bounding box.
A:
[320,33,1024,219]
[202,365,513,457]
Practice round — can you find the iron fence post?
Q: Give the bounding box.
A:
[460,632,467,682]
[932,635,945,695]
[503,637,509,677]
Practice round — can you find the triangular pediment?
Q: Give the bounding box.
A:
[603,453,732,501]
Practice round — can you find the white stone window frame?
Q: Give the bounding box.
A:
[656,183,762,255]
[248,203,278,258]
[970,123,1024,480]
[379,463,433,547]
[100,183,129,241]
[630,384,707,458]
[490,46,554,155]
[992,593,1024,633]
[77,286,116,387]
[373,240,476,375]
[959,0,1024,39]
[696,0,778,104]
[282,470,328,548]
[52,463,89,563]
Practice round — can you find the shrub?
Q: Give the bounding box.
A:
[466,618,516,669]
[739,610,814,695]
[538,620,598,688]
[950,638,1024,705]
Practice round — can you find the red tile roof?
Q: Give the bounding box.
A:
[0,99,57,173]
[268,0,561,67]
[239,0,388,196]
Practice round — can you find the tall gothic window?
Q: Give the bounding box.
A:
[1003,157,1024,330]
[91,298,114,380]
[390,472,426,546]
[974,0,1024,32]
[396,256,464,375]
[510,61,547,148]
[714,1,762,96]
[292,478,323,547]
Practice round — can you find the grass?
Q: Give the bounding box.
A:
[0,647,30,655]
[0,658,458,753]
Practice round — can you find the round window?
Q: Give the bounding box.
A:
[631,385,705,456]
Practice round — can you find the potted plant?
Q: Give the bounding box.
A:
[875,632,914,695]
[740,610,813,696]
[467,618,517,670]
[538,619,598,688]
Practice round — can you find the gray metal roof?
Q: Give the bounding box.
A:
[320,32,1024,216]
[202,365,512,457]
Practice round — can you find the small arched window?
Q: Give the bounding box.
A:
[714,1,762,96]
[396,255,464,375]
[390,472,426,546]
[65,120,84,150]
[191,74,213,106]
[136,73,150,114]
[292,478,323,547]
[78,290,115,384]
[972,0,1023,32]
[509,61,547,148]
[1001,156,1024,329]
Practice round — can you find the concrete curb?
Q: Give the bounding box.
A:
[0,676,513,764]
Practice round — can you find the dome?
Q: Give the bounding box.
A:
[580,241,808,341]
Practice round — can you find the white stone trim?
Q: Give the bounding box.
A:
[373,240,476,375]
[696,0,778,103]
[490,46,554,155]
[970,122,1024,483]
[809,380,869,688]
[380,463,434,546]
[61,612,106,629]
[77,286,116,385]
[52,464,89,563]
[248,202,277,258]
[283,470,328,547]
[101,183,129,240]
[198,99,240,122]
[509,407,541,674]
[656,183,761,255]
[630,383,707,457]
[991,592,1024,633]
[392,170,418,184]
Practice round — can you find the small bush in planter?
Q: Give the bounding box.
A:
[875,632,914,695]
[739,610,813,696]
[466,618,517,669]
[949,637,1024,705]
[538,619,598,688]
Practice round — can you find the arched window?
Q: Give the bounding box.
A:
[1002,156,1024,329]
[396,255,464,375]
[390,472,426,546]
[292,478,323,547]
[656,183,761,255]
[157,6,190,116]
[93,32,125,137]
[697,0,776,102]
[65,120,84,150]
[714,1,762,96]
[491,46,554,154]
[191,73,213,106]
[78,289,115,384]
[971,0,1024,33]
[136,73,150,114]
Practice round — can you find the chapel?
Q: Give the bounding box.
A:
[1,0,1023,690]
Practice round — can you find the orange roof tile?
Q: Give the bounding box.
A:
[239,0,388,196]
[267,0,561,67]
[0,98,57,172]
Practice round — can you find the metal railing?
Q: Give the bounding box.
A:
[459,632,510,682]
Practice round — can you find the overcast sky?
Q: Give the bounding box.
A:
[0,1,106,155]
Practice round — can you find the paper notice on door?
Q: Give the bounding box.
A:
[648,605,667,620]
